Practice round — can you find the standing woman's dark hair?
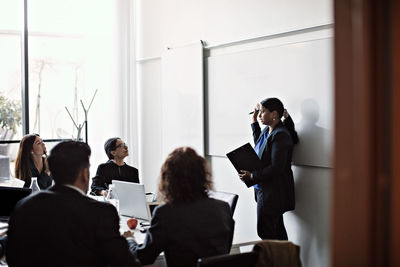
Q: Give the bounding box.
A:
[14,134,39,180]
[260,97,284,118]
[159,147,213,204]
[260,97,299,144]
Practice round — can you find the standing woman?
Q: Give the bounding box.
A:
[239,97,297,240]
[15,134,52,189]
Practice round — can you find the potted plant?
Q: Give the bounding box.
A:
[0,93,22,155]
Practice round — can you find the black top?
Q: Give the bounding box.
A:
[22,157,52,190]
[247,121,295,214]
[6,185,141,267]
[133,197,234,267]
[91,160,139,195]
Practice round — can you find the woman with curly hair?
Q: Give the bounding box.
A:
[14,134,52,189]
[131,147,234,267]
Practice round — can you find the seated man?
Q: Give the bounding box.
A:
[6,141,141,267]
[91,137,139,196]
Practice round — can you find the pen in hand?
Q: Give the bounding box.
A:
[249,103,261,115]
[248,110,260,115]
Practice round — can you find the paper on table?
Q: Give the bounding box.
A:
[0,177,25,188]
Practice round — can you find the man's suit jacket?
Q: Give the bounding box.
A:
[6,185,141,267]
[133,197,234,267]
[248,120,295,215]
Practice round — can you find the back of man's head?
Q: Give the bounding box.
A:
[48,141,91,185]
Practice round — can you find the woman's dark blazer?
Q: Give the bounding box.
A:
[133,197,234,267]
[246,120,295,215]
[22,157,52,189]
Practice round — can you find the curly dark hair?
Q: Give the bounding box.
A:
[158,147,213,204]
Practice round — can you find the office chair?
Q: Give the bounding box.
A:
[253,240,302,267]
[196,251,259,267]
[0,235,7,259]
[208,190,239,215]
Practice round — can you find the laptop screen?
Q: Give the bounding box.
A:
[0,186,32,220]
[112,180,150,220]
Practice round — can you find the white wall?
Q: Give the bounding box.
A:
[86,0,139,180]
[136,0,332,59]
[135,1,333,266]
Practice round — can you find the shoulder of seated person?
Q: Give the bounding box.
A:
[97,162,110,169]
[151,202,168,215]
[87,197,115,210]
[207,197,229,206]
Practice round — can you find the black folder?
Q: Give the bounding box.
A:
[226,143,264,173]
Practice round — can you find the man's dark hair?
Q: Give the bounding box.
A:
[260,97,284,118]
[104,137,119,160]
[48,141,91,185]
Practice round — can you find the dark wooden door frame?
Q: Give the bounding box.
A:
[390,0,400,265]
[333,0,400,266]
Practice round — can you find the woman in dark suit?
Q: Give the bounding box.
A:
[14,134,52,189]
[131,147,234,267]
[239,97,298,240]
[91,137,139,196]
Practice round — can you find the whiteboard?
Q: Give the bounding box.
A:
[161,42,204,159]
[206,38,333,168]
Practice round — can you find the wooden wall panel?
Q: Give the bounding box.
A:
[334,0,400,266]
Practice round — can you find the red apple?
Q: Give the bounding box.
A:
[127,217,138,229]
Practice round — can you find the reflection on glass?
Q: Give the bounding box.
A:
[0,143,19,179]
[1,0,127,182]
[0,0,23,143]
[28,0,118,140]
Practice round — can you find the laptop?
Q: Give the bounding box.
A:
[0,186,32,221]
[112,180,150,220]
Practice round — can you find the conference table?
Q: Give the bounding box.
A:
[119,215,167,267]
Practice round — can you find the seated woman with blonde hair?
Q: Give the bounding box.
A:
[14,134,52,189]
[131,147,234,267]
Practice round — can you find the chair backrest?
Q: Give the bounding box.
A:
[197,251,259,267]
[253,240,302,267]
[208,190,239,215]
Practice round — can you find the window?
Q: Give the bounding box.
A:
[0,0,131,178]
[0,0,23,142]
